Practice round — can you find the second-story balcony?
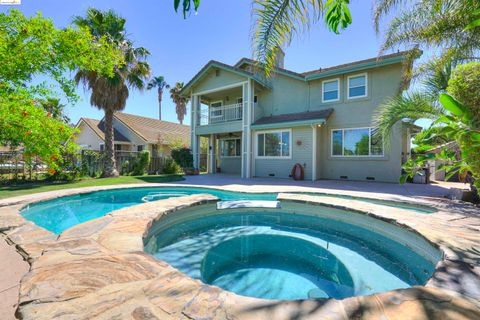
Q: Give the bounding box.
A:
[199,103,243,126]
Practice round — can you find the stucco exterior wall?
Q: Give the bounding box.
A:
[74,123,103,150]
[254,126,313,179]
[192,69,246,94]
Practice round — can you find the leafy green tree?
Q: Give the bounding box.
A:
[170,82,189,124]
[73,8,151,177]
[147,76,169,120]
[400,63,480,200]
[0,9,123,173]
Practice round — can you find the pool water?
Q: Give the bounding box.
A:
[20,186,435,234]
[21,187,275,234]
[145,207,440,300]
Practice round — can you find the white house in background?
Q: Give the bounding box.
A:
[74,112,190,156]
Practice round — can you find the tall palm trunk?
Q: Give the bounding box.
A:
[102,108,119,177]
[158,88,162,120]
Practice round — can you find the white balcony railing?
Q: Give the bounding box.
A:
[199,103,243,125]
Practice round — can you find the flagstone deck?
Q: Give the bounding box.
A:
[0,182,479,319]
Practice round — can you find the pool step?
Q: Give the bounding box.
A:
[217,200,281,210]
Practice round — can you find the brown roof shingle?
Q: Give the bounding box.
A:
[113,112,190,145]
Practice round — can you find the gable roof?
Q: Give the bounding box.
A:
[79,118,130,142]
[180,60,271,96]
[113,112,190,145]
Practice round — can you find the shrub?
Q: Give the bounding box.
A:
[131,150,150,176]
[171,147,193,168]
[447,62,480,122]
[163,158,182,174]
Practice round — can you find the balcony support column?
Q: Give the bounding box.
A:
[241,79,254,178]
[208,134,216,174]
[191,94,201,169]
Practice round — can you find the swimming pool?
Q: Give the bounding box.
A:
[144,202,441,300]
[20,186,436,234]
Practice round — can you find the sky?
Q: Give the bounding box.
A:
[1,0,403,125]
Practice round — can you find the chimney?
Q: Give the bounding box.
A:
[274,47,285,69]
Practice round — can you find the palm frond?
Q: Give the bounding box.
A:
[252,0,324,76]
[373,91,443,145]
[372,0,413,33]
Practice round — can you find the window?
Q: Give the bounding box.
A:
[137,145,144,152]
[256,130,291,158]
[114,144,122,151]
[331,128,383,157]
[236,97,243,105]
[322,79,340,102]
[220,139,241,157]
[348,74,367,99]
[100,144,105,152]
[210,101,223,118]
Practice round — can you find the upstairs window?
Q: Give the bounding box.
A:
[348,74,367,99]
[331,127,383,157]
[322,79,340,102]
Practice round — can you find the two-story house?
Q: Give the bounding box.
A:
[181,51,417,182]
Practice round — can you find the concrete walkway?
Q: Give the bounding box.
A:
[0,237,29,320]
[179,174,468,199]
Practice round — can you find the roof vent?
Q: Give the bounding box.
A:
[215,69,220,77]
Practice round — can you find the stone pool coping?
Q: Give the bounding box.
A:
[0,185,479,319]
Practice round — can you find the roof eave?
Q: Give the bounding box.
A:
[180,61,271,97]
[251,119,327,130]
[305,55,405,81]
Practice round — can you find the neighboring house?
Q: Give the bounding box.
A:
[74,112,190,157]
[182,50,417,182]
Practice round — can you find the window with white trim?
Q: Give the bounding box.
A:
[256,130,291,158]
[220,138,241,157]
[348,74,367,99]
[322,79,340,102]
[331,128,383,157]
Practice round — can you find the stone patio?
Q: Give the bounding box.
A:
[0,181,479,319]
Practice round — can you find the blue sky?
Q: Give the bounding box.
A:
[2,0,401,125]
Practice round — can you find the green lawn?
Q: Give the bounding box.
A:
[0,174,184,200]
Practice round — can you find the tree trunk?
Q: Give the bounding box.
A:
[158,89,162,120]
[102,108,119,177]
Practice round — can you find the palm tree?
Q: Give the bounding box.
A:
[40,98,69,123]
[169,82,189,124]
[73,8,151,177]
[373,0,480,72]
[373,59,455,144]
[147,76,169,120]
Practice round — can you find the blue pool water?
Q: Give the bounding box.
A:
[144,208,439,300]
[21,187,275,234]
[21,186,435,234]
